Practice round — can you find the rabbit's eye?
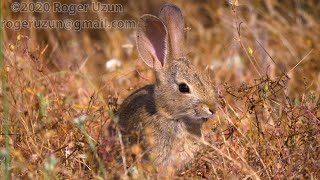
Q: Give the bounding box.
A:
[179,83,190,93]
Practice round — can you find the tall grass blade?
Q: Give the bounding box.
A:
[0,0,11,178]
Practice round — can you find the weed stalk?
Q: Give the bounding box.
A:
[0,0,11,178]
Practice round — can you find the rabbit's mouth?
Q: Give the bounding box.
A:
[179,112,213,123]
[194,114,214,123]
[197,117,211,123]
[191,108,215,123]
[201,118,209,122]
[193,117,210,123]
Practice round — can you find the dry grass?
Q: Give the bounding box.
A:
[1,0,319,179]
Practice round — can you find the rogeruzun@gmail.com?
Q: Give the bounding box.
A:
[1,18,136,31]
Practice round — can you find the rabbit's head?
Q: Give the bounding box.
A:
[137,4,216,123]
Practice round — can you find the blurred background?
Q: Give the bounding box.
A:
[3,0,319,99]
[1,0,319,179]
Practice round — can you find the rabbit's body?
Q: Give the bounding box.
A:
[118,80,204,168]
[116,4,216,172]
[118,84,200,166]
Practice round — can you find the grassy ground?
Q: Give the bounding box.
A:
[1,0,319,179]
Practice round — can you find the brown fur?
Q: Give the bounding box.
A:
[116,4,216,173]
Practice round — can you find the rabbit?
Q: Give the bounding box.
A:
[116,4,216,173]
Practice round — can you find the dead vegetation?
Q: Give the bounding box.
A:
[1,0,319,179]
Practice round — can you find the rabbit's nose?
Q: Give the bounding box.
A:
[208,104,216,115]
[209,108,214,115]
[205,106,215,117]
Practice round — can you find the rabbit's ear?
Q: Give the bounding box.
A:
[159,4,185,59]
[137,14,168,70]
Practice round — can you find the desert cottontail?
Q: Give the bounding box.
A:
[117,4,216,173]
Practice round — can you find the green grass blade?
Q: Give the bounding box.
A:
[0,0,11,179]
